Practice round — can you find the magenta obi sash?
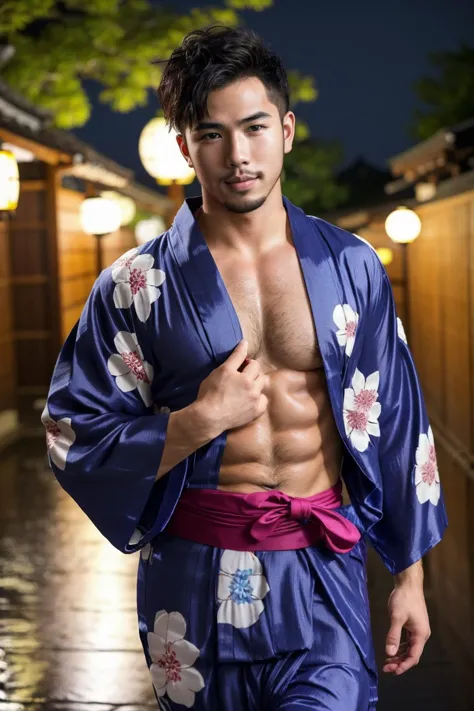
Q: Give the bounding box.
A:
[165,479,361,553]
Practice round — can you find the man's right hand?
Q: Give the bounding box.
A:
[196,339,268,432]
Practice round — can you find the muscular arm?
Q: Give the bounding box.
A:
[393,559,424,588]
[156,402,219,480]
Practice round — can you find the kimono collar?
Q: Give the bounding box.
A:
[168,195,345,384]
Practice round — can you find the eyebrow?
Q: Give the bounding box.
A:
[192,111,272,132]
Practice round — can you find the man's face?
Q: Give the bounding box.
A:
[177,76,295,214]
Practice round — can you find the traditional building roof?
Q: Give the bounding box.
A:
[0,79,170,211]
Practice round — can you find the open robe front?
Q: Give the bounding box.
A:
[43,195,448,706]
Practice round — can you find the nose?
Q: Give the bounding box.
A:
[225,133,249,168]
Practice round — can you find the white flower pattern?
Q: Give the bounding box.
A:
[111,247,139,271]
[107,331,153,406]
[415,426,440,505]
[148,610,205,708]
[333,304,359,357]
[41,405,76,471]
[217,550,270,629]
[397,317,408,345]
[112,251,166,323]
[343,368,381,452]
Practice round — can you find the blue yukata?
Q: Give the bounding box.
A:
[42,195,448,710]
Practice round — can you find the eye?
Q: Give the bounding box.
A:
[247,124,266,133]
[200,132,221,141]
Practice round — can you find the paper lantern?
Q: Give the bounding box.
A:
[101,190,136,226]
[139,117,195,186]
[135,216,166,245]
[0,148,20,213]
[80,197,122,236]
[385,207,421,244]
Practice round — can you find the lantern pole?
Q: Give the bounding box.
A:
[385,206,422,344]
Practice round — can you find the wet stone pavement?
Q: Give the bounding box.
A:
[0,438,465,711]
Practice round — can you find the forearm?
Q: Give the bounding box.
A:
[156,401,219,480]
[393,558,424,588]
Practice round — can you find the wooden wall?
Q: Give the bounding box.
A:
[56,188,96,340]
[411,191,474,665]
[4,168,137,427]
[7,163,61,427]
[0,219,15,413]
[56,187,136,340]
[362,191,474,678]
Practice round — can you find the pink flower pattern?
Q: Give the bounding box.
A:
[148,611,205,708]
[107,331,153,406]
[333,304,359,357]
[415,427,441,505]
[343,368,381,452]
[112,250,166,323]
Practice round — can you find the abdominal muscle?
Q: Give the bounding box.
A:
[217,367,344,498]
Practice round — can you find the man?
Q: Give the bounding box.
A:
[42,25,447,710]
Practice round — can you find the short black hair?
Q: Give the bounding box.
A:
[157,25,290,135]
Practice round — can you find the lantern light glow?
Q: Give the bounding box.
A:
[101,190,136,226]
[80,197,122,236]
[138,117,195,186]
[385,207,421,244]
[135,216,166,245]
[0,149,20,213]
[375,247,394,266]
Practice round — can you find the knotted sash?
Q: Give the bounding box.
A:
[165,479,360,552]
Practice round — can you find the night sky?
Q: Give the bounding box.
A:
[74,0,474,192]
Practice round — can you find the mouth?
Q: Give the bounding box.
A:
[224,176,258,191]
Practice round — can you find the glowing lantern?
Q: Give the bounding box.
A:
[135,216,166,245]
[80,197,122,236]
[101,190,136,226]
[385,207,421,244]
[375,247,394,266]
[0,148,20,214]
[138,117,195,185]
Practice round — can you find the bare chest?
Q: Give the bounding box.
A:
[214,245,322,372]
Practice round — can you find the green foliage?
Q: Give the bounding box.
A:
[0,0,347,212]
[288,70,318,104]
[283,137,348,214]
[225,0,273,9]
[413,43,474,140]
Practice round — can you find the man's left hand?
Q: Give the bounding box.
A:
[383,583,431,675]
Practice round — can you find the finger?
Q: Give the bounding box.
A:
[385,618,404,657]
[394,639,426,675]
[382,663,400,673]
[384,641,410,661]
[229,339,248,367]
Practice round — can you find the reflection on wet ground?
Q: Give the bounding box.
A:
[0,438,468,710]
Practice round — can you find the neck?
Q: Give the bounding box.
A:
[196,183,289,258]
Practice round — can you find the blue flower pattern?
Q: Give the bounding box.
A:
[229,567,254,604]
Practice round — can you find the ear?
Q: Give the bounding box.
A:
[282,111,296,155]
[176,134,194,168]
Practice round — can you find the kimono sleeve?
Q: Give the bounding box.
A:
[359,252,448,575]
[42,271,188,554]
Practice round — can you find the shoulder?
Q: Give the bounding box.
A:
[308,214,376,254]
[95,233,169,302]
[308,214,384,281]
[80,232,170,334]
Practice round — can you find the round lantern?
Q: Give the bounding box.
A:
[101,191,136,226]
[80,197,122,236]
[135,216,166,245]
[385,207,421,244]
[0,148,20,213]
[138,117,195,186]
[375,247,394,266]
